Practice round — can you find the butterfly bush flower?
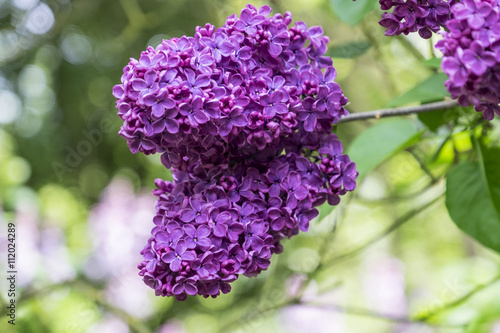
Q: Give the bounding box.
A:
[377,0,458,38]
[436,0,500,120]
[113,4,358,301]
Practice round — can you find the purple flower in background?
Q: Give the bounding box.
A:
[475,102,500,120]
[379,13,401,36]
[393,1,427,26]
[441,56,469,86]
[460,41,496,76]
[454,0,492,29]
[378,0,454,38]
[437,0,500,120]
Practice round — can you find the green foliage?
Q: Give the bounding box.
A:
[446,144,500,253]
[421,57,442,69]
[347,118,420,180]
[327,40,372,58]
[386,73,449,107]
[417,109,448,132]
[330,0,378,26]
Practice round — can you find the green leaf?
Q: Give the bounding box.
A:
[386,73,449,108]
[417,106,462,132]
[446,146,500,253]
[347,118,420,180]
[417,109,447,132]
[327,40,371,58]
[421,57,442,69]
[330,0,378,26]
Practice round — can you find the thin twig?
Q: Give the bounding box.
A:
[338,100,460,124]
[407,147,437,183]
[414,274,500,322]
[320,194,443,268]
[292,194,353,302]
[5,279,152,333]
[300,302,465,328]
[395,35,426,62]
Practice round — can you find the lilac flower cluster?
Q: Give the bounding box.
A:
[138,140,356,300]
[378,0,458,39]
[112,4,347,161]
[113,4,358,300]
[436,0,500,120]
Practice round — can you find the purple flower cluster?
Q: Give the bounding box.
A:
[378,0,458,39]
[138,140,356,300]
[113,4,358,301]
[112,4,347,160]
[436,0,500,120]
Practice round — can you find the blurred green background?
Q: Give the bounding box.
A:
[0,0,499,332]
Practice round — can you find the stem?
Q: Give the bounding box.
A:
[414,274,500,322]
[395,35,425,62]
[300,302,464,328]
[407,147,437,183]
[6,279,152,333]
[319,194,443,268]
[338,100,460,124]
[293,194,353,301]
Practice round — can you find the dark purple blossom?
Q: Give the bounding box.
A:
[172,276,198,299]
[179,96,210,127]
[378,0,455,38]
[162,240,197,272]
[193,252,218,278]
[454,0,492,29]
[234,8,266,36]
[219,108,248,136]
[437,0,500,120]
[184,225,211,250]
[260,91,288,118]
[143,89,175,118]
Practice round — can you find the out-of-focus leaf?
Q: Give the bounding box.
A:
[422,57,442,69]
[386,73,449,107]
[417,109,447,132]
[446,146,500,253]
[327,40,371,58]
[330,0,378,26]
[347,118,420,180]
[417,106,463,132]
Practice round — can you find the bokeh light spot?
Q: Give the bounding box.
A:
[15,108,43,137]
[3,156,32,185]
[12,0,38,10]
[18,64,47,97]
[147,33,168,48]
[61,31,93,64]
[0,90,22,124]
[25,3,54,35]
